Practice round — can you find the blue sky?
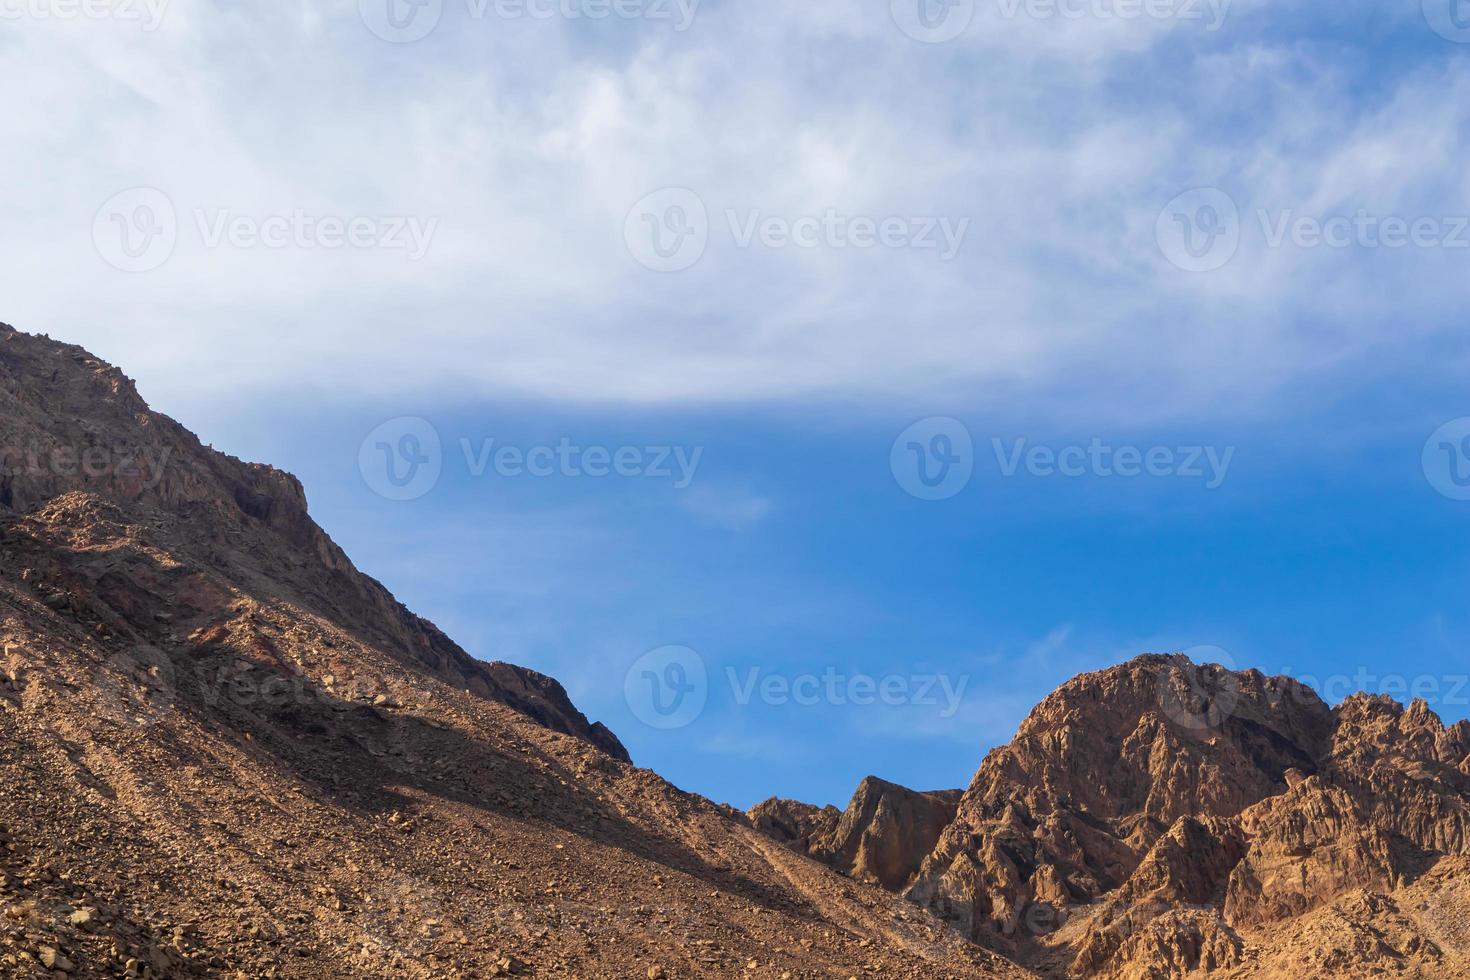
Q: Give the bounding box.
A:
[4,0,1470,808]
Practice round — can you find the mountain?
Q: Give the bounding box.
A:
[4,322,1469,978]
[750,778,960,892]
[0,324,1023,978]
[757,655,1470,977]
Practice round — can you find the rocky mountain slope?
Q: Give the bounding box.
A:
[4,322,1469,978]
[756,656,1470,977]
[0,324,1026,978]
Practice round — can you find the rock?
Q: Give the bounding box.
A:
[39,947,74,971]
[905,654,1333,951]
[746,798,840,851]
[809,778,961,892]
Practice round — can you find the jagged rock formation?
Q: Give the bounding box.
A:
[745,797,839,851]
[899,654,1470,977]
[904,655,1334,950]
[0,325,627,763]
[750,778,962,892]
[746,655,1470,977]
[0,324,1027,979]
[5,322,1470,978]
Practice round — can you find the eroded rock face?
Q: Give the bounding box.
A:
[810,778,963,891]
[0,323,628,762]
[893,654,1470,978]
[746,797,840,850]
[748,778,961,892]
[0,324,1032,979]
[905,655,1333,950]
[1224,694,1470,930]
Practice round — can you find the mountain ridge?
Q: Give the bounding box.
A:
[2,322,1468,977]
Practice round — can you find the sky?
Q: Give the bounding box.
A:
[2,0,1470,809]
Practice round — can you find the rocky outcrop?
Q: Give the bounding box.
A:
[810,778,962,891]
[0,324,1029,979]
[895,654,1470,977]
[746,797,840,850]
[0,323,628,762]
[749,778,961,892]
[905,655,1333,950]
[1224,694,1470,930]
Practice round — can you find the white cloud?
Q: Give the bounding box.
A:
[1,1,1465,425]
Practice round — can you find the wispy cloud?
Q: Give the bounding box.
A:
[677,485,773,529]
[4,3,1466,428]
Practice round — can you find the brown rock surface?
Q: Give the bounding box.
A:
[0,324,1027,978]
[750,778,962,892]
[5,322,1470,978]
[901,654,1470,977]
[745,797,840,851]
